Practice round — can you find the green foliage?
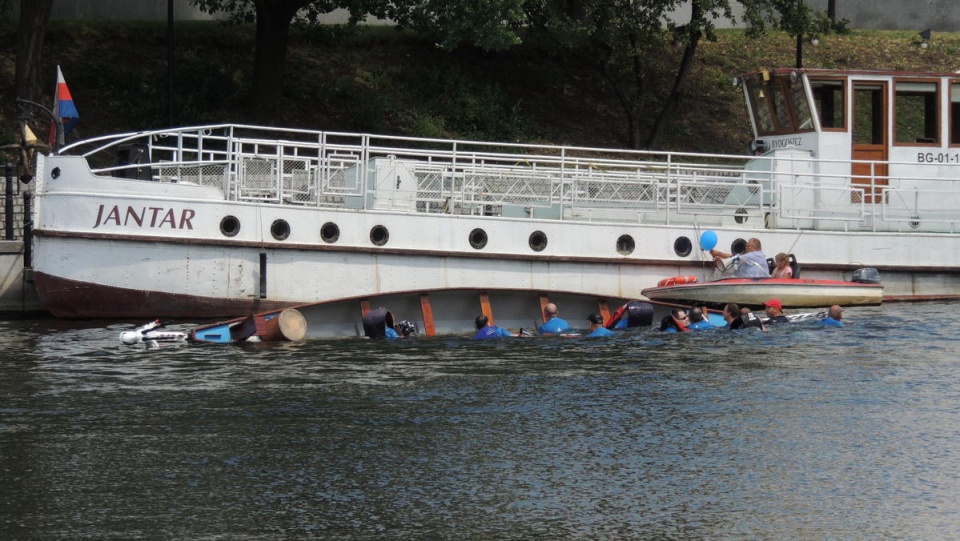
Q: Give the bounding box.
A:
[7,20,960,157]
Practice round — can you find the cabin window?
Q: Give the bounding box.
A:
[811,79,845,130]
[788,77,814,130]
[894,81,939,145]
[853,84,885,145]
[950,82,960,145]
[746,72,814,136]
[747,78,776,134]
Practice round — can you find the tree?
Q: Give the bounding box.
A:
[388,0,744,149]
[740,0,847,68]
[15,0,54,104]
[649,0,736,149]
[191,0,372,119]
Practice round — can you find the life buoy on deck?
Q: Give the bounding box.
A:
[657,275,698,287]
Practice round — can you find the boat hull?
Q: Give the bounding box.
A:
[188,289,687,341]
[641,278,883,309]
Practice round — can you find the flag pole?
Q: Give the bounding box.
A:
[17,98,60,154]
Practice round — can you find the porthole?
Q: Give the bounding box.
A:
[220,215,241,237]
[734,208,749,224]
[370,225,389,246]
[51,167,60,179]
[528,230,548,252]
[673,236,692,257]
[270,219,290,241]
[616,234,635,256]
[321,222,340,243]
[469,228,488,250]
[731,238,747,255]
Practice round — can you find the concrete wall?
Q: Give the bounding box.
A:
[32,1,960,31]
[0,243,44,316]
[807,0,960,32]
[50,0,215,21]
[670,1,959,32]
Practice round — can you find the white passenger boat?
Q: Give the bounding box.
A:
[28,67,960,334]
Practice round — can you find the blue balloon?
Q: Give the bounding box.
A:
[699,230,718,251]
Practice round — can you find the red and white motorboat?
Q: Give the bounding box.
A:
[641,268,883,309]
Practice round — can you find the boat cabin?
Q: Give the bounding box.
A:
[740,68,960,215]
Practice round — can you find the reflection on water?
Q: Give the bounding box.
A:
[2,303,960,539]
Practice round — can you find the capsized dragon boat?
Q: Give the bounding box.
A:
[189,290,684,343]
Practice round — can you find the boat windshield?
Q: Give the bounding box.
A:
[744,70,815,136]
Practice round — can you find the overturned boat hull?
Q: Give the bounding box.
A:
[189,289,687,342]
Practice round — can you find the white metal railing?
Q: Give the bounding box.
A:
[57,124,960,234]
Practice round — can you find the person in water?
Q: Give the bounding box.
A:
[724,303,764,330]
[763,299,790,324]
[584,313,615,337]
[538,303,571,334]
[710,237,771,278]
[771,252,793,279]
[363,307,414,339]
[660,309,690,332]
[819,305,844,326]
[473,315,514,339]
[686,307,716,330]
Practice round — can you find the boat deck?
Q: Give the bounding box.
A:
[60,124,960,234]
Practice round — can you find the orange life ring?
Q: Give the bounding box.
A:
[658,275,698,287]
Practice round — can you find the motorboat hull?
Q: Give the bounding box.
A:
[641,277,883,309]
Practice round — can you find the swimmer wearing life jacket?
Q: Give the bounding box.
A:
[659,309,690,333]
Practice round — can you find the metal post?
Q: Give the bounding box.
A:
[796,33,803,69]
[259,252,267,298]
[5,163,13,240]
[23,191,33,268]
[167,0,174,127]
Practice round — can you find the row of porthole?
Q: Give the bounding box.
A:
[220,215,565,251]
[673,236,747,257]
[220,215,741,257]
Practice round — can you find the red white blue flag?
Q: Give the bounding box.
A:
[49,65,79,145]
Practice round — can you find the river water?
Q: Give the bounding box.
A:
[2,302,959,540]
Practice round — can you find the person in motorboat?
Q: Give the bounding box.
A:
[605,300,654,329]
[584,313,615,337]
[763,299,790,324]
[770,253,794,279]
[473,314,515,339]
[819,305,844,327]
[660,309,690,332]
[723,303,765,330]
[539,303,572,334]
[686,307,716,330]
[710,238,771,278]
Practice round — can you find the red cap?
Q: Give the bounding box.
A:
[764,299,782,310]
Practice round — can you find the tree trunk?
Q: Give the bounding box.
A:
[828,0,837,23]
[15,0,54,103]
[249,1,301,120]
[647,8,704,150]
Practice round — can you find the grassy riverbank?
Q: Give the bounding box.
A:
[3,21,960,156]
